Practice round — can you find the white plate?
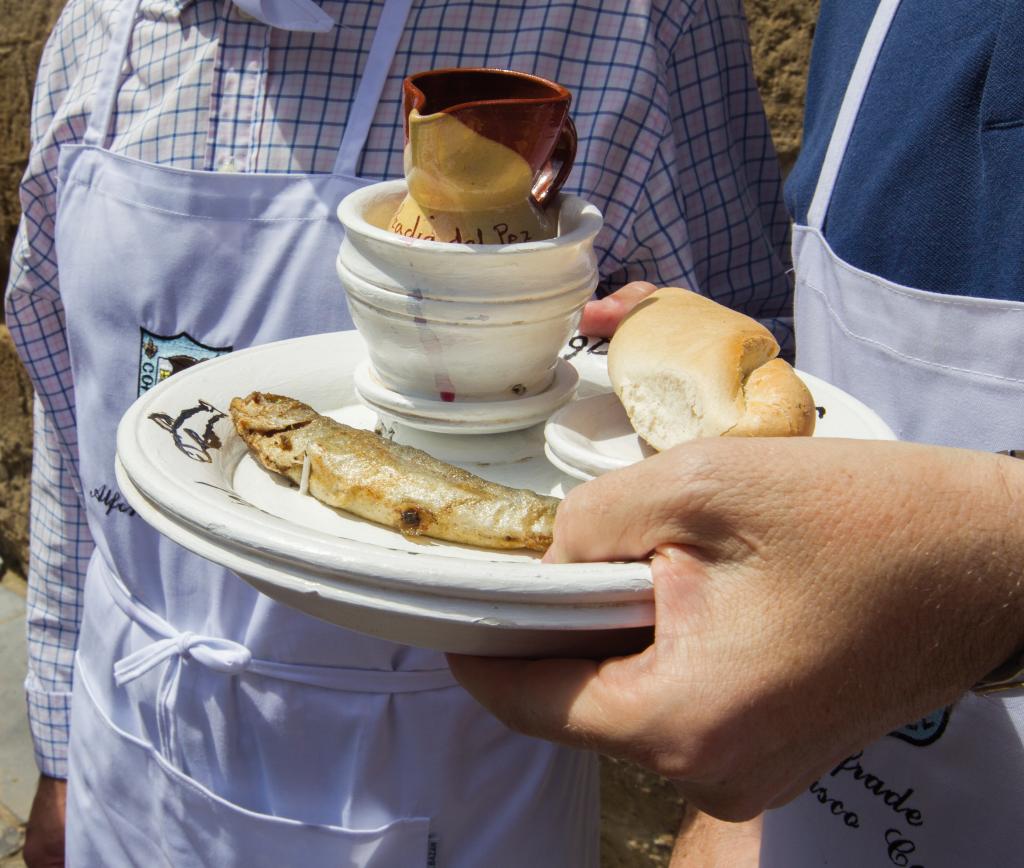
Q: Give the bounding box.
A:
[115,330,894,655]
[114,458,652,657]
[116,330,653,656]
[543,370,897,481]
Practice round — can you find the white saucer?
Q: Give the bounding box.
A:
[543,371,896,482]
[544,393,655,481]
[353,357,579,434]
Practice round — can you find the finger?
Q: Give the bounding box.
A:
[546,449,700,565]
[446,652,651,757]
[649,545,712,645]
[681,749,835,822]
[766,777,818,811]
[764,739,875,811]
[544,466,654,564]
[545,461,664,564]
[676,780,777,824]
[669,744,817,822]
[578,281,658,337]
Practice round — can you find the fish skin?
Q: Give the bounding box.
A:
[229,392,558,551]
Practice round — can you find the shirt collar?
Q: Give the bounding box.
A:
[165,0,334,32]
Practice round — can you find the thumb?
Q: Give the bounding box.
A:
[446,652,652,754]
[649,544,714,648]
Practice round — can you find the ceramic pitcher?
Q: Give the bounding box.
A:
[389,68,577,245]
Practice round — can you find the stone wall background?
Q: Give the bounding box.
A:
[0,0,67,578]
[0,3,817,863]
[747,0,818,174]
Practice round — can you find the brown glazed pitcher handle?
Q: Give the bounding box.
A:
[531,115,577,208]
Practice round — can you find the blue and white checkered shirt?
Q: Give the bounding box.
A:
[6,0,792,776]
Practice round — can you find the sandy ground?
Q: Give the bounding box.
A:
[601,759,686,866]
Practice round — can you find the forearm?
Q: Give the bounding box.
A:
[834,445,1024,713]
[24,399,91,778]
[8,0,97,783]
[913,448,1024,689]
[671,807,762,867]
[9,211,90,777]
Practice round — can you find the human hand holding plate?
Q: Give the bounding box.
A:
[448,438,1024,820]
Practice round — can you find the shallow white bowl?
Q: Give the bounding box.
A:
[115,330,653,657]
[336,180,603,407]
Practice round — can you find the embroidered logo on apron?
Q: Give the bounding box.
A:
[887,706,951,747]
[138,328,232,396]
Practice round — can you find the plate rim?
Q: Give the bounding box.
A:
[115,458,656,630]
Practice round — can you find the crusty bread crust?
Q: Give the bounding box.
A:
[608,287,816,449]
[725,357,816,438]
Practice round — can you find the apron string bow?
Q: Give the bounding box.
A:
[114,631,254,686]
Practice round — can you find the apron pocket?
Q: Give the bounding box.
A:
[66,658,431,868]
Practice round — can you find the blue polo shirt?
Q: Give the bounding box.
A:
[785,0,1024,301]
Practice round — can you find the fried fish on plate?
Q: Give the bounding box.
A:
[229,392,558,551]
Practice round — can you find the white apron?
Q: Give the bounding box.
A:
[55,2,599,865]
[761,1,1024,865]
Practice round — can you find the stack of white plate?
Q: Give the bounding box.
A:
[116,330,894,657]
[116,330,655,657]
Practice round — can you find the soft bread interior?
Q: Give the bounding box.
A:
[608,287,815,449]
[614,373,704,448]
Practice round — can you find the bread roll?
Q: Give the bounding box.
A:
[607,287,815,449]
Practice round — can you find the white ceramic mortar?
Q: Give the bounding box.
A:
[336,179,603,411]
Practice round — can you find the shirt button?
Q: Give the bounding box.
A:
[217,156,244,173]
